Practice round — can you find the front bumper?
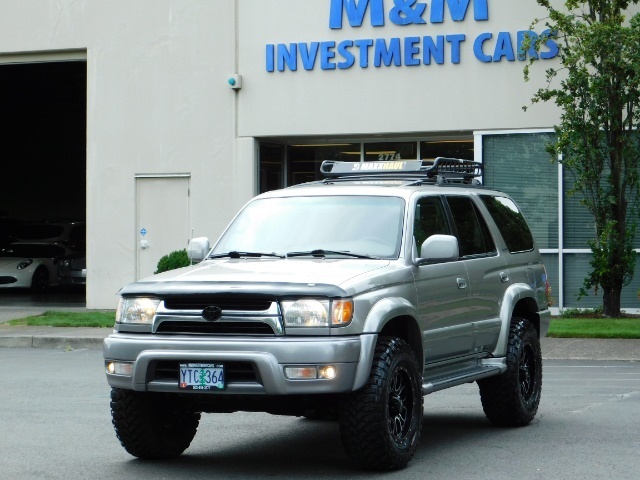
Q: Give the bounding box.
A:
[0,275,30,288]
[104,333,376,395]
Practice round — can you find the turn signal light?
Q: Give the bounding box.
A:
[284,366,317,379]
[332,300,353,325]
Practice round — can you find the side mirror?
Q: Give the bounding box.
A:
[415,234,459,265]
[187,237,211,263]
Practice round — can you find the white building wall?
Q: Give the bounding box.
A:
[236,0,561,137]
[0,0,242,308]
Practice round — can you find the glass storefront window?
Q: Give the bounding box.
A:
[420,140,474,161]
[483,133,559,250]
[364,142,417,161]
[259,139,476,192]
[287,143,360,186]
[563,174,596,249]
[541,253,559,308]
[563,253,605,308]
[259,144,284,194]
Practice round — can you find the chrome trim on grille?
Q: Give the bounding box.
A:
[152,301,284,336]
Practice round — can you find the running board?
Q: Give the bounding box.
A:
[422,358,507,395]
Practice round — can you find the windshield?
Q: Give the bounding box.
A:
[213,195,405,258]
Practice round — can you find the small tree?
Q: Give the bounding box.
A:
[525,0,640,316]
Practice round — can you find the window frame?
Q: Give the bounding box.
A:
[443,195,498,260]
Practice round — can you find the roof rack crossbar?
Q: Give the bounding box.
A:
[319,158,482,184]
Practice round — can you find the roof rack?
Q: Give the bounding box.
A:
[319,157,482,185]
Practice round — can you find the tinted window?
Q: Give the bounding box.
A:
[446,196,496,257]
[480,195,534,253]
[413,196,450,249]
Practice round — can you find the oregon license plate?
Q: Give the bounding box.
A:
[179,363,225,390]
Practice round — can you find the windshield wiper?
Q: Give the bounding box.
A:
[208,251,285,259]
[286,249,376,259]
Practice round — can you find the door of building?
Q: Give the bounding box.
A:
[135,175,190,280]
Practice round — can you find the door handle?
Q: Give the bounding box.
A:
[457,278,467,289]
[500,271,510,283]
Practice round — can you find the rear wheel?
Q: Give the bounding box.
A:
[478,317,542,426]
[110,388,200,459]
[339,337,423,470]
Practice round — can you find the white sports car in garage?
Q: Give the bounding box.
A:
[0,242,75,291]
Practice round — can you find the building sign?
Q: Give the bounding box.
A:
[266,0,558,72]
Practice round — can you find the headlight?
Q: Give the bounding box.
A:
[281,299,353,327]
[17,259,33,270]
[116,297,160,324]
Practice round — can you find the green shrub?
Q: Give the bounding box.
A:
[560,305,604,318]
[155,249,190,274]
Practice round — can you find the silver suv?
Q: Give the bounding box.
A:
[104,159,550,470]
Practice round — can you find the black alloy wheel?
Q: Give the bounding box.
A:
[519,340,537,402]
[388,364,414,443]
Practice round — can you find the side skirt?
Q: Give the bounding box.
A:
[422,356,506,395]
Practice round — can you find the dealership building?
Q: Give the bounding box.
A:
[1,0,638,310]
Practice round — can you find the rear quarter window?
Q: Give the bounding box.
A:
[480,195,534,253]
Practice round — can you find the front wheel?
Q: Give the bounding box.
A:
[339,337,423,470]
[30,267,49,292]
[110,388,200,459]
[478,317,542,426]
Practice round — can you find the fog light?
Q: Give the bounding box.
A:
[106,361,133,376]
[318,365,337,380]
[284,366,317,379]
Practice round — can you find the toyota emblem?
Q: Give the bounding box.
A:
[202,305,222,321]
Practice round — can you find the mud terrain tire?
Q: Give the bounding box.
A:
[339,337,423,470]
[478,317,542,426]
[110,388,200,459]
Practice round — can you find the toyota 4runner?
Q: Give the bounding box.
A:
[104,158,550,470]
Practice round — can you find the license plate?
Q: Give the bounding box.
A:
[179,363,225,390]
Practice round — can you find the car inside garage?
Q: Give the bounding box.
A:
[0,60,86,306]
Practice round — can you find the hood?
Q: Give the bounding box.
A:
[122,258,391,297]
[0,258,25,270]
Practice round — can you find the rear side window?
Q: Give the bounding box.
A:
[446,196,496,258]
[480,195,534,253]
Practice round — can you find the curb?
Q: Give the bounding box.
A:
[0,325,110,351]
[0,335,105,350]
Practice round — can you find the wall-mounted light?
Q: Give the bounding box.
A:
[227,74,242,90]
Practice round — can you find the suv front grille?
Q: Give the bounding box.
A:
[163,295,273,311]
[156,320,275,335]
[152,297,284,336]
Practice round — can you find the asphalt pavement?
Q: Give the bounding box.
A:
[1,305,640,360]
